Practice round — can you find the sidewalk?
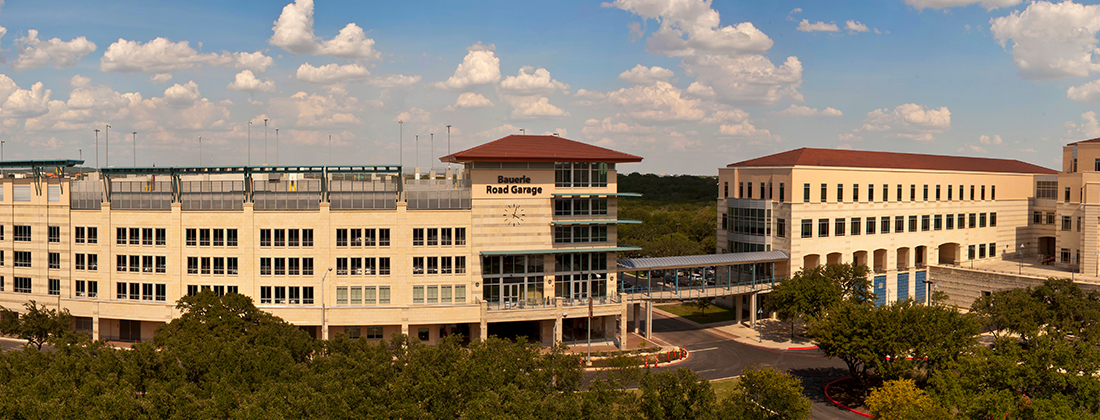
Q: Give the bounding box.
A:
[651,307,818,351]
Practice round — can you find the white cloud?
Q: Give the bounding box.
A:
[797,19,839,32]
[269,0,380,60]
[859,103,951,141]
[500,66,569,95]
[295,62,370,84]
[502,95,570,119]
[163,81,202,108]
[365,74,422,88]
[574,89,607,100]
[771,104,842,117]
[394,107,431,123]
[606,81,705,122]
[846,20,870,33]
[268,90,365,129]
[682,54,803,106]
[475,123,524,140]
[701,108,749,124]
[150,73,173,84]
[837,133,863,142]
[582,117,657,137]
[905,0,1021,10]
[0,79,50,118]
[990,1,1100,80]
[1064,110,1100,138]
[1067,78,1100,102]
[958,144,986,153]
[12,29,97,72]
[434,42,500,90]
[100,37,274,74]
[444,92,493,111]
[790,8,802,15]
[227,70,276,93]
[628,22,645,41]
[618,64,675,84]
[605,0,774,57]
[979,134,1003,144]
[717,120,772,138]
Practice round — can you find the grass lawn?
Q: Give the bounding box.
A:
[710,377,740,400]
[657,302,739,324]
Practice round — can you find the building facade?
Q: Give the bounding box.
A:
[717,147,1059,303]
[0,135,641,347]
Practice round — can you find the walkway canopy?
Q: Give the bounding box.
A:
[617,250,789,271]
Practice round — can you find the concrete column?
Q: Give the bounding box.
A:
[554,316,563,344]
[92,314,100,341]
[633,303,641,333]
[401,323,409,337]
[479,319,488,341]
[644,300,653,338]
[735,294,743,325]
[618,313,627,350]
[749,292,758,327]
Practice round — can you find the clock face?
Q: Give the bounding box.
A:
[503,204,526,226]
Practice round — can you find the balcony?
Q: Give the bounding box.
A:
[484,295,620,311]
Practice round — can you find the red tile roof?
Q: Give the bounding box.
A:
[1068,137,1100,145]
[440,135,643,163]
[728,148,1056,175]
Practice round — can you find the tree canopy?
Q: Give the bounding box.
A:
[0,301,77,350]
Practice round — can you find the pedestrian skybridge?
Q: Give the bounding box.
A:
[616,250,789,301]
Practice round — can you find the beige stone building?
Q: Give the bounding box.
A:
[0,135,641,347]
[718,147,1058,304]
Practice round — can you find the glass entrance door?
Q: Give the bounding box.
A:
[571,280,588,301]
[503,283,521,307]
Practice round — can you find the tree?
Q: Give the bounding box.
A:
[970,278,1100,343]
[695,298,712,316]
[767,263,871,338]
[866,379,953,420]
[721,366,812,420]
[638,368,717,420]
[0,300,76,350]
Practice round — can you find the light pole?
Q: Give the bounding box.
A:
[275,128,279,165]
[1019,243,1025,275]
[198,136,202,166]
[398,120,403,174]
[131,132,137,166]
[105,124,111,167]
[520,128,525,135]
[586,272,593,367]
[430,133,434,170]
[415,135,419,169]
[446,125,452,167]
[264,118,268,165]
[247,121,252,166]
[93,129,99,169]
[321,266,333,340]
[328,134,332,165]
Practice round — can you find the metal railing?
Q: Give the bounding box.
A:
[484,295,620,311]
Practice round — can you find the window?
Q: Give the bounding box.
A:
[1066,187,1071,202]
[187,257,198,274]
[48,226,60,243]
[947,185,953,201]
[274,229,286,247]
[302,258,313,276]
[820,184,827,203]
[818,219,829,237]
[156,256,166,273]
[990,212,997,227]
[981,185,986,200]
[934,215,942,230]
[260,287,272,304]
[746,182,752,198]
[129,228,139,245]
[738,182,744,198]
[946,214,954,230]
[413,286,424,304]
[1036,181,1057,200]
[427,228,439,246]
[801,219,812,238]
[935,185,940,200]
[895,216,904,233]
[779,183,784,201]
[910,185,916,201]
[921,215,930,232]
[337,258,349,275]
[274,287,286,304]
[1033,211,1042,224]
[260,258,272,275]
[76,253,86,270]
[49,252,60,269]
[213,229,224,247]
[186,228,197,246]
[760,182,765,199]
[776,219,785,238]
[260,229,272,247]
[853,184,859,202]
[130,255,139,272]
[14,225,30,242]
[49,278,59,296]
[850,217,860,236]
[908,215,917,232]
[970,185,975,200]
[14,251,30,268]
[835,218,845,237]
[1078,216,1081,232]
[979,244,987,259]
[228,229,239,247]
[866,217,875,235]
[75,227,85,244]
[991,185,996,200]
[768,182,773,200]
[868,184,874,202]
[922,185,928,201]
[336,229,348,247]
[380,258,390,275]
[969,245,976,260]
[413,228,424,246]
[803,183,810,202]
[723,182,728,198]
[969,213,977,229]
[275,258,286,275]
[837,184,844,202]
[228,258,238,275]
[1062,216,1071,231]
[289,229,300,247]
[14,277,30,293]
[897,184,902,202]
[1047,213,1055,225]
[881,216,890,234]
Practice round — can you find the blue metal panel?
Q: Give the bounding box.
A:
[873,276,887,306]
[915,271,927,303]
[897,272,909,301]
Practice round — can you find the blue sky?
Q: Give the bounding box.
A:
[0,0,1098,174]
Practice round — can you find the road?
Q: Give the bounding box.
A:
[639,310,864,420]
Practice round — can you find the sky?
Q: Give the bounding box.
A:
[1,0,1100,174]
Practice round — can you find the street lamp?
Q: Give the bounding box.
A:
[1019,243,1025,275]
[132,132,137,166]
[430,133,434,170]
[756,307,764,342]
[198,136,202,166]
[446,125,452,167]
[321,267,333,339]
[398,120,403,173]
[93,129,99,169]
[105,124,111,167]
[247,121,252,166]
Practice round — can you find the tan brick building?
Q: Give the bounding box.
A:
[0,135,641,347]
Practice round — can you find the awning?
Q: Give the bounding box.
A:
[481,245,642,256]
[617,250,789,270]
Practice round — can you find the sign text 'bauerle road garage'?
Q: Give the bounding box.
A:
[487,175,543,196]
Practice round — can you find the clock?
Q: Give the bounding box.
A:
[503,204,526,226]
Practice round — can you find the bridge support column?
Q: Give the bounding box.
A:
[645,300,653,339]
[749,292,758,328]
[633,303,642,333]
[553,316,563,344]
[735,294,743,325]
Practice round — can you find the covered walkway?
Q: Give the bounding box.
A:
[617,250,789,339]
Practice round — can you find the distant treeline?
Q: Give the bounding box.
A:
[617,173,718,258]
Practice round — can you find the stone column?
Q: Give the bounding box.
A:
[554,316,563,344]
[618,313,627,350]
[644,301,653,338]
[749,292,758,328]
[735,294,743,324]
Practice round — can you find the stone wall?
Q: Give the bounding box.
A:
[929,266,1100,308]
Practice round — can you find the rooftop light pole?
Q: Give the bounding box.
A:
[446,125,452,168]
[430,133,434,170]
[264,118,268,165]
[247,121,252,166]
[132,131,137,166]
[105,124,111,168]
[398,120,403,174]
[275,128,279,165]
[198,136,202,166]
[93,129,99,169]
[329,134,333,165]
[415,134,419,169]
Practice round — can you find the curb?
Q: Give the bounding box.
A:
[823,377,872,418]
[650,307,819,352]
[581,348,691,372]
